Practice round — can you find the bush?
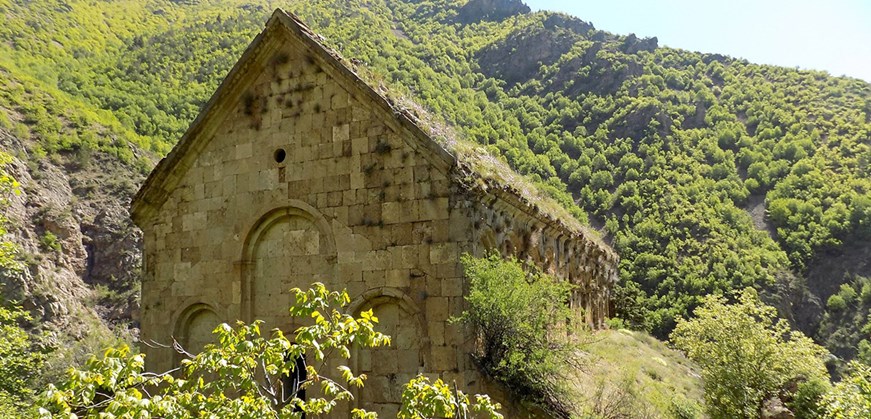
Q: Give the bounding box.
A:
[669,394,702,419]
[827,294,846,311]
[838,283,858,303]
[591,170,614,189]
[582,376,640,419]
[858,339,871,365]
[39,232,61,253]
[0,172,21,270]
[605,317,628,330]
[670,288,829,419]
[788,377,829,419]
[0,306,45,418]
[820,362,871,418]
[458,253,585,416]
[860,281,871,304]
[0,111,11,129]
[0,157,43,418]
[399,376,501,419]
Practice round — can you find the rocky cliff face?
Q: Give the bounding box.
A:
[456,0,530,23]
[473,12,644,98]
[0,127,146,344]
[475,14,592,87]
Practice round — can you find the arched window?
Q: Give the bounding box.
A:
[280,354,307,415]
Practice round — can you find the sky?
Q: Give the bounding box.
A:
[524,0,871,82]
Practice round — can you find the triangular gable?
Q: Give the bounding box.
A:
[130,9,615,262]
[131,9,456,224]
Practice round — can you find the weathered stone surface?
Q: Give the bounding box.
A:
[131,10,618,416]
[761,396,795,419]
[0,128,143,341]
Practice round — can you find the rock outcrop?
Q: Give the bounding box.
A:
[760,396,795,419]
[475,16,584,87]
[620,33,658,54]
[456,0,530,24]
[0,127,146,342]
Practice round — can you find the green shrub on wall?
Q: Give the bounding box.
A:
[458,253,587,416]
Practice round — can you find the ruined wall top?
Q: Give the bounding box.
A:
[454,158,619,289]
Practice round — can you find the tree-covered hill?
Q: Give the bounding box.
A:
[0,0,869,361]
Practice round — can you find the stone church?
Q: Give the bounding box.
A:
[131,9,618,415]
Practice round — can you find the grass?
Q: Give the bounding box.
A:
[568,329,706,418]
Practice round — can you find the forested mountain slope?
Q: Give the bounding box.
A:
[0,0,869,361]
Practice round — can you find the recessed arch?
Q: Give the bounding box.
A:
[173,302,222,366]
[543,238,557,275]
[241,203,337,259]
[348,288,429,413]
[241,205,337,332]
[477,227,497,256]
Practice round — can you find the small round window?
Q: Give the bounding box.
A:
[273,148,286,163]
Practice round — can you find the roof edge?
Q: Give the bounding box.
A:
[129,9,616,262]
[130,10,282,225]
[131,8,459,225]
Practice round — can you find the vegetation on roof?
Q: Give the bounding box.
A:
[288,12,599,240]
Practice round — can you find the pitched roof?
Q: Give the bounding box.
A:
[130,9,616,261]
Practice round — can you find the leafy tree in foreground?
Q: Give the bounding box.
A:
[0,152,45,417]
[0,306,46,418]
[0,152,21,270]
[38,284,502,418]
[399,376,501,419]
[670,288,829,419]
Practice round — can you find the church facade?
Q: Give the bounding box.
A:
[131,9,618,416]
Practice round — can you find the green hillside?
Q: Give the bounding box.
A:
[1,0,870,374]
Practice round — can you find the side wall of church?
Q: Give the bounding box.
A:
[468,196,619,328]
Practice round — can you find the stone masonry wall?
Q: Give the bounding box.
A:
[468,194,619,328]
[137,18,617,418]
[139,29,479,416]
